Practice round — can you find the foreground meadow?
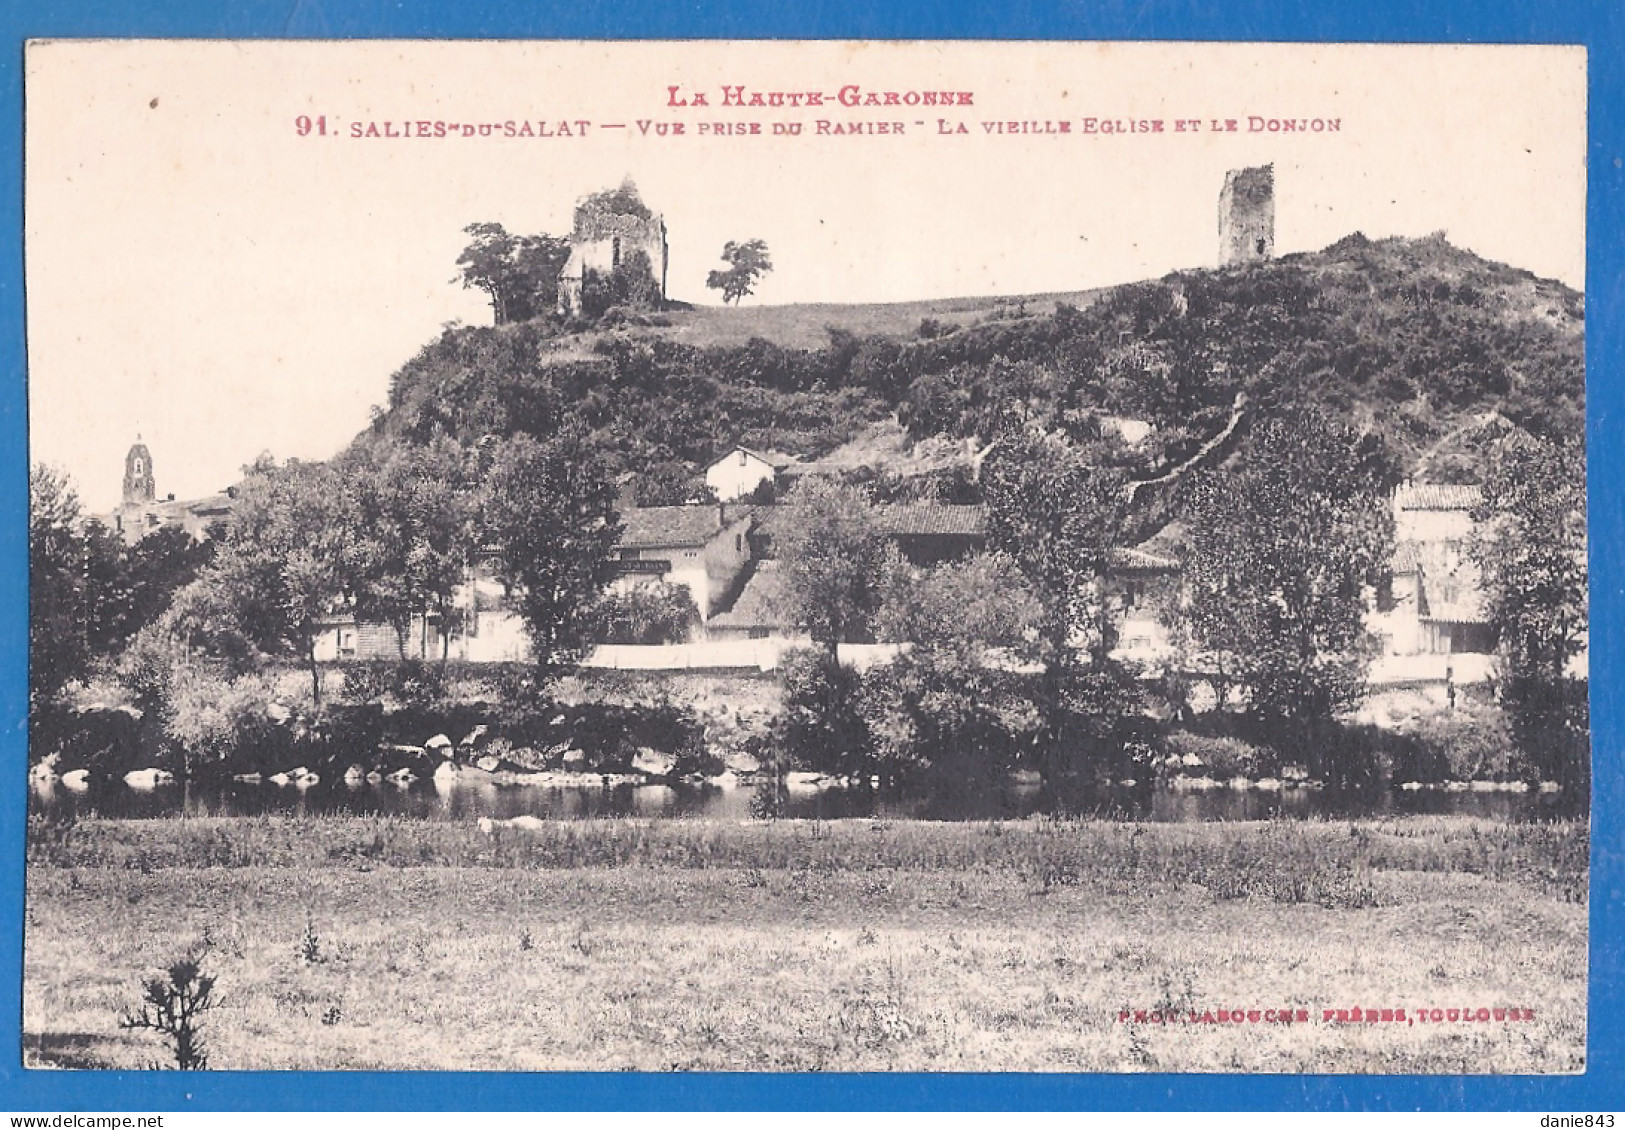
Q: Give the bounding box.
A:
[23,814,1587,1072]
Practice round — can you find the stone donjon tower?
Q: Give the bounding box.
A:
[1218,164,1275,266]
[122,439,155,505]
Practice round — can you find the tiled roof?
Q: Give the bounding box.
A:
[1392,542,1423,573]
[1421,603,1491,625]
[1110,547,1179,572]
[618,505,734,550]
[734,446,797,470]
[874,503,988,538]
[1395,483,1482,512]
[708,561,792,630]
[186,493,236,515]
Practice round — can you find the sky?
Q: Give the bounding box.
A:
[24,40,1587,513]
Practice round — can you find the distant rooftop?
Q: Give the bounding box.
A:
[618,504,749,550]
[874,503,987,538]
[1396,483,1482,511]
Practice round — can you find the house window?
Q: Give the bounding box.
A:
[739,450,748,466]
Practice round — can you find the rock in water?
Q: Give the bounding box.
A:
[633,748,676,777]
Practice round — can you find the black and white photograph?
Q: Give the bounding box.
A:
[21,39,1588,1072]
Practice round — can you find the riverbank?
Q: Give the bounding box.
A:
[24,815,1587,1071]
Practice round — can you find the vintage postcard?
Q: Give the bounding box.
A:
[21,40,1588,1073]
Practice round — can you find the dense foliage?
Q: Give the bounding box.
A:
[1180,407,1396,723]
[31,231,1587,796]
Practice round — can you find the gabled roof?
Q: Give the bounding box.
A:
[618,505,739,550]
[709,445,794,472]
[874,503,987,538]
[1396,483,1482,512]
[708,561,790,630]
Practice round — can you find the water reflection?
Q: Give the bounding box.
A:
[27,772,1578,824]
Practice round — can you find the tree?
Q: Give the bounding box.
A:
[454,223,570,324]
[1179,408,1395,727]
[84,524,216,658]
[866,552,1046,784]
[978,433,1145,780]
[1470,432,1588,789]
[705,239,773,305]
[981,430,1132,660]
[206,459,366,705]
[774,647,872,781]
[482,432,622,676]
[29,465,97,720]
[771,477,894,656]
[347,437,478,660]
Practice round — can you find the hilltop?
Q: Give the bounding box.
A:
[364,232,1584,502]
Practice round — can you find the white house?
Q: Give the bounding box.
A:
[610,503,756,620]
[705,446,788,502]
[1374,483,1495,660]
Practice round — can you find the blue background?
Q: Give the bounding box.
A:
[0,0,1618,1111]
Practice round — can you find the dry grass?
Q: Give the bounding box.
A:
[23,815,1586,1072]
[582,289,1108,351]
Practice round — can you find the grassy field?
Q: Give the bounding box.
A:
[559,288,1110,352]
[23,815,1587,1072]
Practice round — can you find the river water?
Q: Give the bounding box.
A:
[27,773,1576,823]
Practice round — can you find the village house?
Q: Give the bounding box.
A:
[1107,544,1182,660]
[705,445,790,502]
[1371,482,1496,661]
[609,503,756,620]
[713,500,1181,656]
[314,550,532,664]
[316,502,758,663]
[100,439,235,547]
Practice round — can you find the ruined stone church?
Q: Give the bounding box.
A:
[556,179,669,318]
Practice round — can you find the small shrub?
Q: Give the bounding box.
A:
[119,956,218,1070]
[299,918,325,965]
[164,669,284,772]
[1411,701,1516,781]
[1163,731,1266,778]
[775,648,872,777]
[590,580,699,645]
